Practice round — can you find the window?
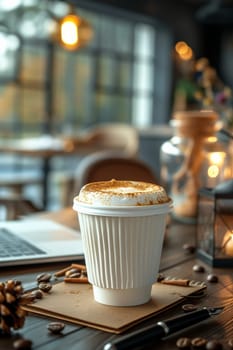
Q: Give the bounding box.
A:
[0,1,172,138]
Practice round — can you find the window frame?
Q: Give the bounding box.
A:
[0,1,173,138]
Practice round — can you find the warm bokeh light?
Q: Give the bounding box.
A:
[61,15,79,46]
[209,151,225,166]
[61,15,80,47]
[207,151,225,178]
[55,12,93,51]
[175,41,189,54]
[207,164,220,178]
[207,136,218,143]
[175,41,193,60]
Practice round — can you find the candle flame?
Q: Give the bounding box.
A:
[222,230,233,257]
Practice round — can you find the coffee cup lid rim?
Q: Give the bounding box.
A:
[73,197,173,217]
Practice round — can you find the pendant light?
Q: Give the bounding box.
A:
[54,5,93,50]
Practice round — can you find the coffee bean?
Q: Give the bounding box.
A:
[38,282,52,293]
[31,289,43,299]
[228,339,233,349]
[13,338,32,349]
[206,274,218,283]
[176,337,191,349]
[157,273,165,282]
[183,243,196,254]
[19,292,37,305]
[47,321,65,334]
[181,303,198,312]
[36,273,52,283]
[192,264,205,273]
[205,340,222,350]
[191,337,207,348]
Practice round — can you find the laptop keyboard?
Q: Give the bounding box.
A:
[0,228,46,258]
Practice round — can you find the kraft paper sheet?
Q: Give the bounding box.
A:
[23,281,206,334]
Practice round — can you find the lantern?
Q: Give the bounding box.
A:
[196,180,233,267]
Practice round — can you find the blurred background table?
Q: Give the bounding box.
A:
[0,124,139,210]
[0,135,82,209]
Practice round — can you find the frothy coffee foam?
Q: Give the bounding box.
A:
[78,179,169,206]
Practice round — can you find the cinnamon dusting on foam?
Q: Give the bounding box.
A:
[78,179,169,206]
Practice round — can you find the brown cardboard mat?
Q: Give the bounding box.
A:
[23,281,206,334]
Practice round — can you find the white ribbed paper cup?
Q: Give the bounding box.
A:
[73,198,172,306]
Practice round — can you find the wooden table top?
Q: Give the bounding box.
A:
[1,211,233,350]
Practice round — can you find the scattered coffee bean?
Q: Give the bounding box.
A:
[206,274,218,283]
[205,340,222,350]
[192,264,205,273]
[19,290,43,304]
[157,273,165,282]
[181,303,198,312]
[183,243,196,254]
[13,338,32,350]
[36,273,52,283]
[228,339,233,349]
[38,282,52,293]
[176,337,191,349]
[47,321,65,334]
[31,289,43,299]
[19,292,37,305]
[191,337,207,348]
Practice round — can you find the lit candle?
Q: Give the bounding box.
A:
[222,230,233,257]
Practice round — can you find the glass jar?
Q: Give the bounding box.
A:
[160,110,230,222]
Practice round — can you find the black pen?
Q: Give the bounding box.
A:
[103,306,223,350]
